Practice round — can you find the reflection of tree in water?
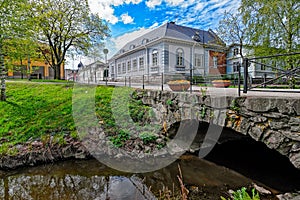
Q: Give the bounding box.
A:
[0,174,154,200]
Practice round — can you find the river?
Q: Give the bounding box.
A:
[0,154,286,200]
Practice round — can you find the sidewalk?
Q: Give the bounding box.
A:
[83,81,300,98]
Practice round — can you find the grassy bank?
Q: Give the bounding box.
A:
[0,82,155,155]
[0,82,77,153]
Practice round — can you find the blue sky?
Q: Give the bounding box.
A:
[66,0,241,68]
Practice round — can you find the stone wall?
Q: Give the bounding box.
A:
[136,89,300,169]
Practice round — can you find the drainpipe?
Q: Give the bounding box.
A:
[142,45,149,83]
[190,42,197,93]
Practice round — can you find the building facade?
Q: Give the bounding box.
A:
[7,60,64,80]
[108,22,227,82]
[227,44,277,79]
[77,61,108,83]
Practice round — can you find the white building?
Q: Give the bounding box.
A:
[77,61,108,83]
[108,22,227,83]
[227,44,277,79]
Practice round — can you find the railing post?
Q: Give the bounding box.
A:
[161,73,164,91]
[243,58,248,94]
[129,76,131,87]
[190,67,193,93]
[238,63,241,97]
[142,75,145,90]
[125,76,127,86]
[263,73,267,88]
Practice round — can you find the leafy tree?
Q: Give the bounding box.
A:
[30,0,110,79]
[0,0,33,101]
[240,0,300,88]
[216,11,247,59]
[240,0,299,56]
[4,37,39,79]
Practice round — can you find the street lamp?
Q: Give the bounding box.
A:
[103,48,109,85]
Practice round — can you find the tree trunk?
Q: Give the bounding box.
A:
[0,43,6,101]
[54,64,61,80]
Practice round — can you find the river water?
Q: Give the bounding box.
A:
[0,154,284,200]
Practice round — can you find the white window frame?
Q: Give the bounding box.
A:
[213,56,218,68]
[132,59,137,71]
[152,50,158,66]
[127,60,131,72]
[176,48,184,66]
[194,54,203,67]
[139,57,144,69]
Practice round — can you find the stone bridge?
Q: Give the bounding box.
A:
[134,89,300,169]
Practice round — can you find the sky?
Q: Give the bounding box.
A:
[66,0,241,69]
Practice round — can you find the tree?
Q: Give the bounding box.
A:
[30,0,110,79]
[217,0,299,88]
[0,0,33,101]
[216,11,247,59]
[240,0,299,56]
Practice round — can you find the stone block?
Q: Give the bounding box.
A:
[289,117,300,125]
[280,130,300,141]
[250,116,268,123]
[269,121,290,130]
[291,126,300,132]
[245,97,275,112]
[291,100,300,115]
[276,99,294,114]
[263,130,284,149]
[249,125,264,141]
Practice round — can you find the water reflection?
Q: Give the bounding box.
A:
[0,156,278,200]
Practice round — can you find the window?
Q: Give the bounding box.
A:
[133,59,137,71]
[233,48,239,56]
[152,50,158,66]
[142,38,149,44]
[213,56,218,68]
[117,64,121,74]
[127,61,131,72]
[130,44,135,50]
[194,54,203,67]
[122,63,126,73]
[176,49,184,66]
[233,62,239,72]
[139,57,144,69]
[111,66,114,74]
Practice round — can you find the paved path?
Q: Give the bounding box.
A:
[92,81,300,98]
[8,80,300,98]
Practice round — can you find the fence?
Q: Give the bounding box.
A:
[240,52,300,95]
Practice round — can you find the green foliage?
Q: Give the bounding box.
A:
[201,105,207,119]
[200,87,207,98]
[139,132,157,144]
[230,99,240,112]
[109,130,130,148]
[30,0,110,79]
[166,99,173,106]
[0,82,76,153]
[221,187,260,200]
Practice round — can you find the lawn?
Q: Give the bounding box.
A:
[0,82,155,155]
[0,83,76,152]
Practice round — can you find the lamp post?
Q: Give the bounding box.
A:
[103,48,108,85]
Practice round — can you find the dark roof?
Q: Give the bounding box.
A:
[112,22,225,58]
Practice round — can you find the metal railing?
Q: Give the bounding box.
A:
[240,52,300,95]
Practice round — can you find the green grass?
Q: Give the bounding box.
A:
[0,82,155,154]
[7,78,73,83]
[0,83,76,151]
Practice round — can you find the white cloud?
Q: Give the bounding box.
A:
[165,0,184,6]
[88,0,143,24]
[121,13,134,24]
[145,0,163,9]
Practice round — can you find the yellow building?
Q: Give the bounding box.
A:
[7,59,65,79]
